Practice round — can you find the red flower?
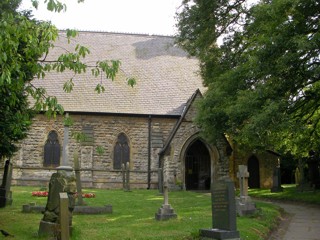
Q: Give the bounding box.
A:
[31,191,48,197]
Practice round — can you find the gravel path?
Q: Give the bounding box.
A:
[267,202,320,240]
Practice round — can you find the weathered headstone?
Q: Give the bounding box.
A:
[307,155,320,188]
[59,192,70,240]
[38,166,76,237]
[296,160,315,191]
[0,159,13,208]
[125,162,131,191]
[295,167,301,185]
[271,166,283,192]
[121,163,126,190]
[155,182,177,221]
[121,162,131,191]
[236,165,256,216]
[200,179,240,240]
[74,153,85,206]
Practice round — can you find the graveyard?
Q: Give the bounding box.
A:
[0,186,282,240]
[1,153,319,239]
[1,1,319,239]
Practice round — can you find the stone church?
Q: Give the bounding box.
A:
[5,31,278,190]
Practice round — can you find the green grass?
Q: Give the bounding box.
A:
[248,184,320,205]
[0,186,281,240]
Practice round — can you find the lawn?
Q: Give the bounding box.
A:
[248,184,320,205]
[0,186,281,240]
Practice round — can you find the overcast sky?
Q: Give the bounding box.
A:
[20,0,183,35]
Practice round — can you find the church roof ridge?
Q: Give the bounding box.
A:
[58,29,174,38]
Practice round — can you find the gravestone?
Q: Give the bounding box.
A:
[59,192,70,240]
[200,179,240,240]
[271,166,283,192]
[155,182,177,221]
[296,162,314,191]
[236,165,256,216]
[307,155,320,188]
[121,163,126,190]
[125,162,131,191]
[74,153,85,206]
[0,159,13,208]
[294,167,301,185]
[121,162,131,191]
[38,166,76,237]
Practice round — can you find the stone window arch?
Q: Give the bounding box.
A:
[44,130,61,167]
[113,133,130,170]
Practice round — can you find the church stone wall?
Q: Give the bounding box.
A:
[232,150,278,189]
[162,94,231,190]
[9,114,177,189]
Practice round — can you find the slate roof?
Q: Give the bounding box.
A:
[32,31,205,116]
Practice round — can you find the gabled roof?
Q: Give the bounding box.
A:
[160,89,203,156]
[32,31,206,116]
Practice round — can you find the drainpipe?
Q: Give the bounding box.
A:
[147,115,151,189]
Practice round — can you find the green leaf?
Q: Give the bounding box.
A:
[63,79,74,93]
[95,84,105,94]
[127,77,136,87]
[31,0,39,9]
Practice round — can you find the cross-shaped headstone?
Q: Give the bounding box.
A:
[237,165,249,197]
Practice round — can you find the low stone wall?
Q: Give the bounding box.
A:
[6,167,160,189]
[22,203,113,214]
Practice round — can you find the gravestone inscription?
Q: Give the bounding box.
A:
[200,179,240,239]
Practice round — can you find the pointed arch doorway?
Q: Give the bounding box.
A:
[248,156,260,188]
[185,140,211,190]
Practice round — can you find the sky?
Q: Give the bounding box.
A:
[20,0,183,36]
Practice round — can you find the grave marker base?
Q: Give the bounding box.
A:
[236,196,256,216]
[38,220,73,238]
[200,228,240,240]
[155,204,177,221]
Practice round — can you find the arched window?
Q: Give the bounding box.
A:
[44,131,60,167]
[114,133,130,169]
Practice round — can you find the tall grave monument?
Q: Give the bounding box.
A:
[200,178,240,240]
[155,181,177,221]
[38,114,76,237]
[236,165,256,216]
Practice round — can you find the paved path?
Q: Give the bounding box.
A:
[267,202,320,240]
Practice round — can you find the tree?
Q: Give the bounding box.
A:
[175,0,320,158]
[0,0,135,159]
